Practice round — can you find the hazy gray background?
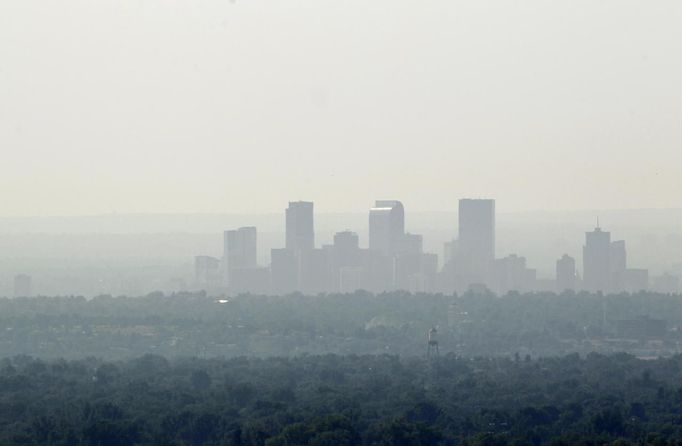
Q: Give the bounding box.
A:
[2,2,682,296]
[2,1,682,216]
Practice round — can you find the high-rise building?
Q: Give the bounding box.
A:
[368,200,406,291]
[14,274,32,297]
[223,227,269,294]
[583,226,611,292]
[224,227,257,271]
[556,254,576,292]
[457,199,495,286]
[285,201,314,252]
[369,200,405,256]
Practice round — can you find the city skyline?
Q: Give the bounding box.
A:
[5,202,682,298]
[193,197,676,296]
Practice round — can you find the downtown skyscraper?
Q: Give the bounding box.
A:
[582,226,612,292]
[369,200,405,256]
[456,199,496,287]
[286,201,315,253]
[224,227,257,271]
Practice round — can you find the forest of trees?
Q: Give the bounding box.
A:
[2,353,682,445]
[2,292,682,444]
[0,291,680,359]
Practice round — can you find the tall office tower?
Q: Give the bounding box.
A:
[13,274,32,297]
[556,254,576,292]
[369,200,405,256]
[583,226,611,292]
[224,227,269,294]
[224,227,258,271]
[285,201,315,252]
[457,199,495,285]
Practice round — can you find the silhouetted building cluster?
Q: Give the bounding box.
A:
[266,201,435,294]
[581,225,649,293]
[192,199,673,296]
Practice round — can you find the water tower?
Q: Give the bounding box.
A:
[427,327,439,358]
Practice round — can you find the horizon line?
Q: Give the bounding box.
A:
[2,206,682,220]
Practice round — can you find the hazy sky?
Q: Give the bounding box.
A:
[1,1,681,216]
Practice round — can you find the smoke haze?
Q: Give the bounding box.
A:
[2,1,682,216]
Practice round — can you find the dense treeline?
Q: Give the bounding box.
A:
[0,292,681,359]
[3,353,682,445]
